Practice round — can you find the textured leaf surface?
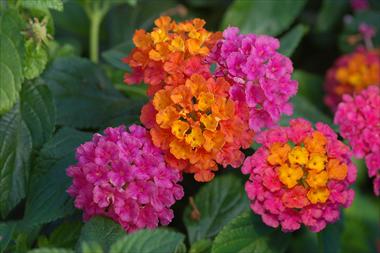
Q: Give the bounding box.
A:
[0,83,55,218]
[23,41,49,80]
[0,10,24,115]
[42,57,144,129]
[78,216,125,253]
[183,174,249,244]
[110,229,185,253]
[21,0,64,11]
[211,211,290,253]
[222,0,307,35]
[24,128,91,226]
[28,249,74,253]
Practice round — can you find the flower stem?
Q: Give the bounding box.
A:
[89,12,101,63]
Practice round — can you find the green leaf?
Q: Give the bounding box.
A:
[189,239,212,253]
[48,221,83,248]
[211,211,291,253]
[183,174,249,244]
[23,41,49,80]
[81,242,103,253]
[42,56,145,129]
[21,0,64,12]
[221,0,307,35]
[279,24,308,57]
[280,95,334,129]
[293,70,325,109]
[78,216,125,253]
[317,220,343,253]
[102,41,133,70]
[24,127,91,227]
[0,10,25,115]
[316,0,348,32]
[110,229,185,253]
[0,82,55,218]
[28,249,74,253]
[0,222,17,251]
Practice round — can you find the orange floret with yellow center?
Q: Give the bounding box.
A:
[267,130,349,206]
[142,74,254,182]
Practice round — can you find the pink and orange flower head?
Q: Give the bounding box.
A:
[123,16,221,96]
[242,118,356,232]
[335,86,380,196]
[66,125,184,232]
[141,73,254,182]
[207,27,298,131]
[324,48,380,112]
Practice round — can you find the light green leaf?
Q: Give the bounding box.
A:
[279,24,308,57]
[189,239,212,253]
[23,41,49,80]
[221,0,307,35]
[0,10,25,115]
[78,216,125,253]
[42,56,145,129]
[211,211,290,253]
[110,229,185,253]
[28,248,74,253]
[183,174,249,244]
[21,0,64,11]
[0,82,55,218]
[24,128,91,227]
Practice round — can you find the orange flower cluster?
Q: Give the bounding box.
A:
[123,16,221,96]
[268,131,348,205]
[324,48,380,111]
[141,74,254,182]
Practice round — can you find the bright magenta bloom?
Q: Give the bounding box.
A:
[207,27,298,131]
[242,119,356,232]
[335,86,380,196]
[66,125,184,232]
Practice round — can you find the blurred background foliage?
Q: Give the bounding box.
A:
[0,0,379,253]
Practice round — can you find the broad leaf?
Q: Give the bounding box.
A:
[0,82,55,218]
[42,56,144,129]
[21,0,64,11]
[0,222,17,251]
[24,128,92,227]
[318,220,343,253]
[110,229,185,253]
[23,41,49,80]
[28,249,74,253]
[293,70,325,110]
[46,221,83,249]
[221,0,307,35]
[0,10,25,115]
[279,24,308,57]
[183,174,249,244]
[211,211,291,253]
[77,216,125,253]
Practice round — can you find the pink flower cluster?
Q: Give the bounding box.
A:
[207,27,298,131]
[66,125,184,232]
[335,86,380,195]
[242,119,356,232]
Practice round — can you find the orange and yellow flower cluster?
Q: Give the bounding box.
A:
[242,119,356,232]
[141,74,254,182]
[124,17,253,182]
[324,48,380,111]
[123,16,221,96]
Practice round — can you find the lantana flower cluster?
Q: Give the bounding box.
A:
[324,48,380,112]
[123,16,221,96]
[335,86,380,195]
[141,74,254,182]
[123,17,297,181]
[207,27,298,131]
[66,125,184,232]
[242,119,356,232]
